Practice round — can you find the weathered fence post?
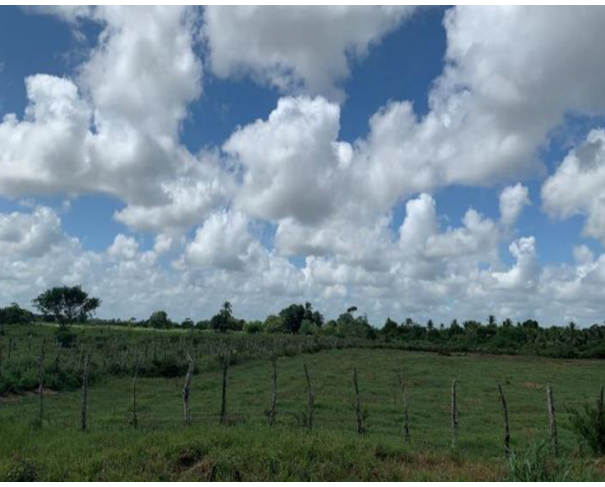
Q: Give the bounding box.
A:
[353,367,363,435]
[546,383,559,457]
[400,381,410,445]
[27,334,32,355]
[597,385,604,427]
[132,355,142,429]
[497,384,510,458]
[268,354,277,426]
[81,353,91,431]
[220,356,229,425]
[54,343,63,370]
[38,338,46,426]
[182,354,194,425]
[451,378,459,448]
[303,363,314,430]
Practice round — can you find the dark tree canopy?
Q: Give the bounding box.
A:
[210,301,241,333]
[278,302,324,334]
[0,302,33,325]
[33,286,101,327]
[148,310,172,329]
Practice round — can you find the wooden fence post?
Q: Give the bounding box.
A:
[182,354,194,425]
[451,379,459,448]
[546,383,559,457]
[220,357,229,425]
[304,363,314,430]
[353,367,363,435]
[132,355,142,429]
[497,384,510,458]
[597,385,604,427]
[401,382,410,444]
[81,353,91,431]
[38,338,46,426]
[54,343,63,370]
[268,354,277,426]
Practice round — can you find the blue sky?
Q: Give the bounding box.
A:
[2,6,605,325]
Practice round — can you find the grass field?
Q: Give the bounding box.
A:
[1,325,605,480]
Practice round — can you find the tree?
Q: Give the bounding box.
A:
[0,303,33,325]
[210,301,237,333]
[279,304,306,334]
[264,314,286,333]
[382,318,399,336]
[181,318,194,329]
[148,310,172,329]
[33,286,100,328]
[278,303,324,334]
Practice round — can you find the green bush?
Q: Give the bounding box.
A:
[55,326,77,348]
[506,441,570,481]
[244,321,263,334]
[3,456,39,481]
[567,400,605,455]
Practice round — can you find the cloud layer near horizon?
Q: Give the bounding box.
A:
[3,6,605,326]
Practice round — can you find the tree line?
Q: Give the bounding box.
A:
[2,286,605,359]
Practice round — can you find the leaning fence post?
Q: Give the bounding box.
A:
[268,354,277,426]
[81,353,91,431]
[546,383,559,457]
[38,338,46,426]
[220,356,229,425]
[451,378,459,448]
[303,363,314,430]
[497,384,510,458]
[182,354,194,425]
[353,367,363,435]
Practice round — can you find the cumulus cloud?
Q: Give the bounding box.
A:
[184,211,257,272]
[0,206,64,257]
[1,6,230,233]
[225,96,350,225]
[500,184,530,227]
[5,7,605,326]
[542,129,605,243]
[203,6,416,100]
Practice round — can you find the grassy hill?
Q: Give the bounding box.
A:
[1,324,605,480]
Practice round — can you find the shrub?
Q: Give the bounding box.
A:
[264,315,286,334]
[567,400,605,454]
[506,441,570,481]
[299,319,318,336]
[244,321,263,334]
[55,326,77,348]
[3,456,39,481]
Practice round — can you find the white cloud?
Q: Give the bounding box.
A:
[499,184,530,227]
[203,6,416,101]
[184,210,257,272]
[6,7,605,326]
[542,129,605,243]
[107,234,139,261]
[0,206,64,257]
[225,96,349,225]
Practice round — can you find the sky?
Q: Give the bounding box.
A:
[2,6,605,326]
